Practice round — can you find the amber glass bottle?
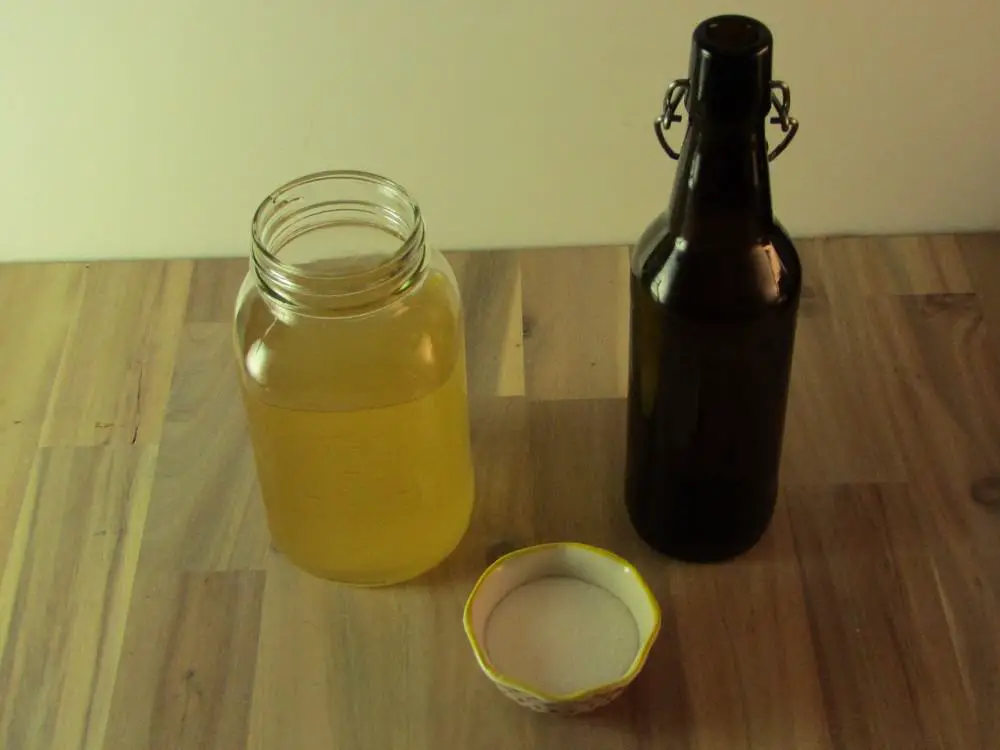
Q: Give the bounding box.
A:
[625,16,802,562]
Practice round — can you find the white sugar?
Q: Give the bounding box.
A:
[484,576,639,696]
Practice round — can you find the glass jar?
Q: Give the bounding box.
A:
[235,170,475,585]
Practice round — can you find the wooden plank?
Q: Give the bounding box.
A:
[782,235,975,486]
[248,554,475,750]
[139,324,269,572]
[782,295,909,485]
[520,246,630,400]
[185,258,248,324]
[667,502,832,750]
[103,571,265,750]
[863,292,1000,488]
[788,483,988,748]
[877,480,999,749]
[958,233,1000,353]
[0,263,84,441]
[464,397,534,568]
[0,446,155,750]
[0,439,35,582]
[40,261,192,447]
[448,250,525,398]
[0,262,86,581]
[809,234,972,299]
[527,398,634,551]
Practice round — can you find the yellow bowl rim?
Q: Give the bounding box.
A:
[462,541,662,704]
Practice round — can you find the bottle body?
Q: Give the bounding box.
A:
[235,171,474,585]
[625,213,800,562]
[625,15,801,562]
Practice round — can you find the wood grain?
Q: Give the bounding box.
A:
[787,482,995,749]
[465,397,535,565]
[959,232,1000,360]
[520,245,631,400]
[40,261,191,447]
[804,234,972,300]
[0,446,156,750]
[2,235,999,749]
[104,571,265,750]
[0,263,83,442]
[138,324,269,573]
[449,250,525,398]
[864,292,1000,486]
[0,438,35,585]
[666,501,832,750]
[527,398,634,549]
[184,259,248,324]
[0,263,87,590]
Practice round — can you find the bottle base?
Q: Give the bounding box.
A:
[626,505,775,564]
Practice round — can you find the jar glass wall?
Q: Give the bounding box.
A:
[234,171,475,585]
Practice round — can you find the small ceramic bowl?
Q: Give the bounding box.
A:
[463,542,661,715]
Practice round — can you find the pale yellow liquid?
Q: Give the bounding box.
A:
[238,269,475,585]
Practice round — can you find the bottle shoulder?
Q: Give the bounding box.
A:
[631,214,801,320]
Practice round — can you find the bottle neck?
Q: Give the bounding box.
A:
[666,123,774,244]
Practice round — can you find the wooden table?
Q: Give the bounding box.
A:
[2,235,999,749]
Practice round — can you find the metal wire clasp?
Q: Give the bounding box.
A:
[766,82,798,161]
[654,79,690,160]
[654,79,799,162]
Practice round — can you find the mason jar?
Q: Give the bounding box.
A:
[234,170,475,585]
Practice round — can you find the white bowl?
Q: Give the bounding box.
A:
[463,542,661,715]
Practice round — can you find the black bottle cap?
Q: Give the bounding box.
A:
[686,15,773,125]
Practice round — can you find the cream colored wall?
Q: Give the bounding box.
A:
[2,1,998,262]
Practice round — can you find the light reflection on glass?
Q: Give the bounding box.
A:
[752,241,784,302]
[687,153,700,190]
[246,340,269,383]
[417,333,435,366]
[650,236,688,303]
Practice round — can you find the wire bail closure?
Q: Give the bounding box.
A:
[654,79,799,162]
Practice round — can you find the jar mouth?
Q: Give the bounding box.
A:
[250,170,426,312]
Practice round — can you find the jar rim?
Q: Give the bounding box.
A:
[249,170,427,313]
[251,169,424,280]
